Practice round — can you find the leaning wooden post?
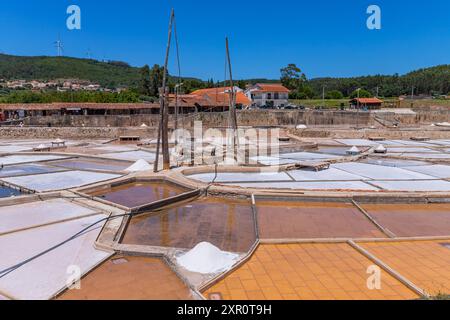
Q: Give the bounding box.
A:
[154,9,175,172]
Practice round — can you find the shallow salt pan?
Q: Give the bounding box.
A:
[227,181,378,191]
[0,145,33,153]
[250,156,300,166]
[278,152,339,161]
[335,139,380,147]
[101,151,156,162]
[1,171,121,192]
[332,163,435,180]
[0,164,65,178]
[0,199,98,235]
[386,147,437,153]
[0,155,69,166]
[369,180,450,192]
[288,168,366,181]
[0,215,112,300]
[189,171,292,183]
[404,153,450,159]
[402,165,450,179]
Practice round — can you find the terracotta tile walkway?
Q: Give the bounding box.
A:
[361,203,450,237]
[59,256,193,300]
[360,241,450,296]
[257,201,385,239]
[122,198,256,252]
[204,243,418,300]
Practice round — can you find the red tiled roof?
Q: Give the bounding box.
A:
[183,88,251,106]
[253,83,290,93]
[352,98,383,104]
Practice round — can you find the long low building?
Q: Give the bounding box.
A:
[0,87,252,121]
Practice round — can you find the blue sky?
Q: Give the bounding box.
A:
[0,0,449,80]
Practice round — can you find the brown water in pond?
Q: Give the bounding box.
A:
[257,201,385,239]
[58,256,193,300]
[122,198,256,253]
[89,181,187,208]
[362,203,450,237]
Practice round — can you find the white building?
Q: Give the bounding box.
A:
[245,83,290,108]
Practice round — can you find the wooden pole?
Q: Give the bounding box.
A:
[154,9,174,172]
[225,37,239,161]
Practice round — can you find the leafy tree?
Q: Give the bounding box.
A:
[326,90,344,99]
[350,89,372,98]
[280,64,307,91]
[138,65,151,96]
[149,64,165,97]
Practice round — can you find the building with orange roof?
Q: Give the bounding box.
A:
[350,97,384,110]
[245,83,290,109]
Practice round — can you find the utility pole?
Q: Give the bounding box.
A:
[322,85,326,107]
[154,9,175,172]
[225,37,239,160]
[411,86,415,100]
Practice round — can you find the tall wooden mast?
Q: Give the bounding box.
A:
[225,37,238,158]
[154,9,174,172]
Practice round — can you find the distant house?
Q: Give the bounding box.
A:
[245,83,290,108]
[350,98,383,110]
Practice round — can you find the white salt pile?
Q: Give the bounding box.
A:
[125,159,153,172]
[141,123,148,128]
[176,242,239,274]
[296,124,307,129]
[375,144,387,154]
[436,122,450,127]
[36,144,48,149]
[347,146,361,155]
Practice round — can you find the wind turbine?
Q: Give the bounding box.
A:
[54,37,64,57]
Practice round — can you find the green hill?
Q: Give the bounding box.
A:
[307,65,450,98]
[0,54,141,88]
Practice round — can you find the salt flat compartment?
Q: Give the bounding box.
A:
[49,158,130,172]
[0,185,23,198]
[101,150,156,162]
[332,162,435,180]
[0,214,111,300]
[370,180,450,192]
[0,198,98,234]
[288,168,366,181]
[0,164,65,178]
[89,181,188,208]
[0,155,69,166]
[1,171,121,192]
[203,243,418,300]
[188,171,292,183]
[257,201,385,239]
[229,181,378,191]
[403,165,450,179]
[361,203,450,237]
[122,198,256,253]
[360,241,450,296]
[59,255,193,300]
[361,158,429,168]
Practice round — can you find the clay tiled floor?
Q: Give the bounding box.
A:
[360,241,450,296]
[361,203,450,237]
[59,256,193,300]
[89,181,187,208]
[257,201,385,239]
[203,244,419,300]
[122,198,256,252]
